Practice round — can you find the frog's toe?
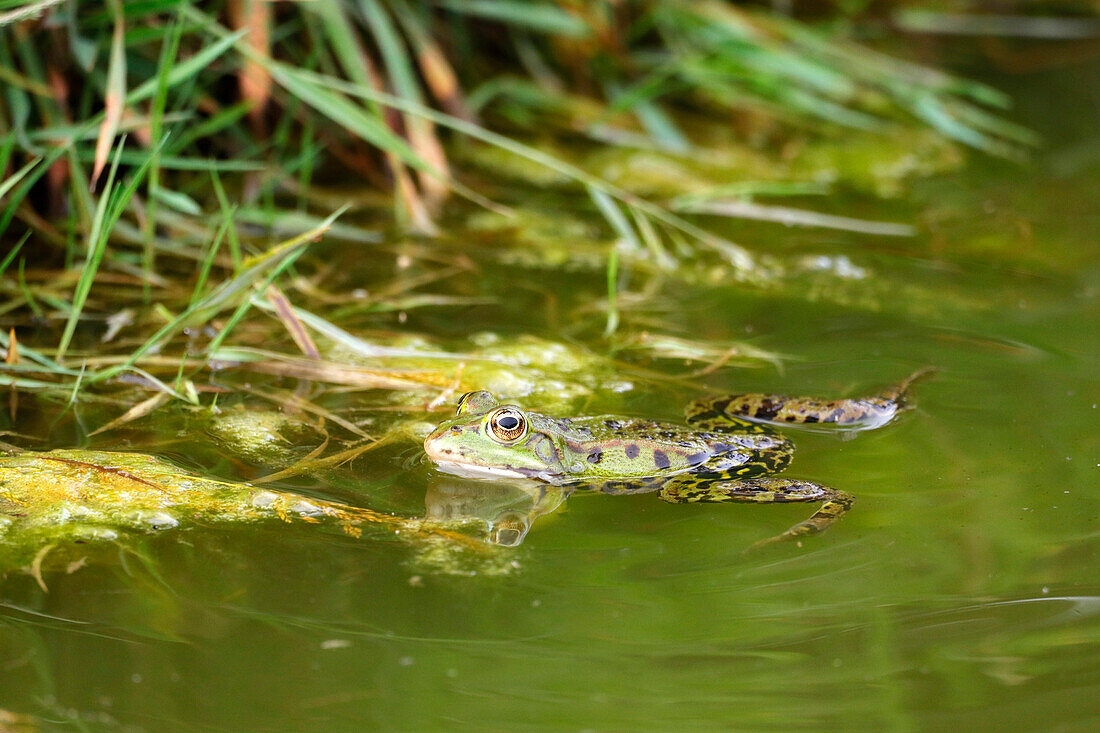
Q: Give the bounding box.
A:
[748,489,855,550]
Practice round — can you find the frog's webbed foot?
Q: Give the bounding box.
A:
[488,511,532,547]
[659,477,853,549]
[687,367,934,431]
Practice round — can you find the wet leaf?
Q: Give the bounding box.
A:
[88,391,171,436]
[4,328,16,366]
[266,284,320,360]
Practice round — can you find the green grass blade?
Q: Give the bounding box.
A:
[0,155,40,201]
[0,133,14,176]
[438,0,591,38]
[190,211,232,308]
[55,136,127,362]
[0,142,65,245]
[306,0,374,88]
[588,185,641,252]
[150,185,201,215]
[209,168,242,269]
[0,230,29,277]
[360,0,422,103]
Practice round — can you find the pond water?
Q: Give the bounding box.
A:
[2,80,1099,729]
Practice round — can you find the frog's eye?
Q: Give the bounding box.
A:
[488,407,527,443]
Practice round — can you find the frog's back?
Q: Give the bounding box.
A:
[561,415,792,480]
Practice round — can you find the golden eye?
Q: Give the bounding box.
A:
[489,408,527,443]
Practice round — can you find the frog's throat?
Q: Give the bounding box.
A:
[430,460,559,483]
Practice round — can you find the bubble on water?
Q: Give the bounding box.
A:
[251,490,279,508]
[73,526,119,541]
[137,511,178,530]
[290,500,324,516]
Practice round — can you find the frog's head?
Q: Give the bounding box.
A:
[423,391,567,481]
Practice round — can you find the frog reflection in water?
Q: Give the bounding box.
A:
[424,371,929,547]
[424,477,568,547]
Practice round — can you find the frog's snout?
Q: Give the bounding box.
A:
[423,425,460,463]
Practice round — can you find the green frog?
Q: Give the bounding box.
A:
[423,371,929,546]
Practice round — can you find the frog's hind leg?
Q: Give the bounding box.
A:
[660,477,853,548]
[688,367,934,431]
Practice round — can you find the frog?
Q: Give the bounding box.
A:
[423,370,930,547]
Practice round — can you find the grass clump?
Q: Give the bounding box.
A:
[0,0,1042,405]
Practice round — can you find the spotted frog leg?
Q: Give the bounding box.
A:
[686,368,934,430]
[659,476,854,549]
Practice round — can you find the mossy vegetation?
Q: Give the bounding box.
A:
[0,448,489,577]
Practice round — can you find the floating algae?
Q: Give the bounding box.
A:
[205,407,327,465]
[0,449,483,578]
[320,331,635,412]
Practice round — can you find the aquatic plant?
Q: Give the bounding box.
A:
[0,1,1051,406]
[0,1,1031,251]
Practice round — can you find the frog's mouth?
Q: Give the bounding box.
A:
[430,460,529,480]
